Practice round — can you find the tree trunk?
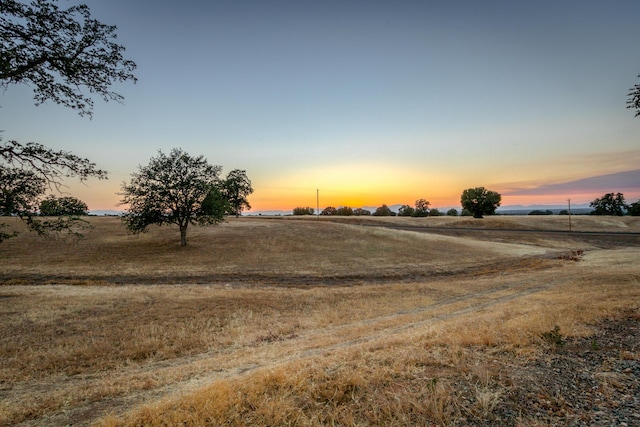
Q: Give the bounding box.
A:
[180,225,187,246]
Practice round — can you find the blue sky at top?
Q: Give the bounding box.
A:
[2,0,639,211]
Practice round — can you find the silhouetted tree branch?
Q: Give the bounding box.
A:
[628,75,640,117]
[1,0,137,117]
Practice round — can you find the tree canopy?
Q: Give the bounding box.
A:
[321,206,337,216]
[0,140,107,190]
[353,208,371,216]
[1,0,137,117]
[590,192,627,216]
[0,166,45,217]
[373,204,394,217]
[223,169,253,217]
[397,204,415,217]
[39,195,88,216]
[413,199,430,217]
[460,187,501,218]
[293,207,315,215]
[336,206,353,216]
[120,148,224,246]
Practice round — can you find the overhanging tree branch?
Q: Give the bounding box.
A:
[628,74,640,117]
[1,139,107,192]
[1,0,137,117]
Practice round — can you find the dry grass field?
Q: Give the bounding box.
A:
[0,215,639,426]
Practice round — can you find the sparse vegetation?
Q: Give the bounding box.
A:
[541,325,564,347]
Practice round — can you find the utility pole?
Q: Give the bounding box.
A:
[316,189,319,218]
[567,198,572,232]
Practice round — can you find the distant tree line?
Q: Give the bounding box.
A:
[294,190,640,219]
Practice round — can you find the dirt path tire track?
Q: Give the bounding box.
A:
[18,270,573,426]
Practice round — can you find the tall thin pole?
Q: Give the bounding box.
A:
[567,198,572,232]
[316,189,319,218]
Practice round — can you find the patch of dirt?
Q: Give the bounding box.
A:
[0,255,560,287]
[454,312,640,426]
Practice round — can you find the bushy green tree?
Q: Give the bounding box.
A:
[590,193,626,216]
[373,204,394,216]
[201,185,230,219]
[336,206,353,216]
[446,208,458,216]
[39,195,88,216]
[321,206,337,216]
[293,207,314,215]
[413,199,430,217]
[397,204,415,217]
[1,168,45,217]
[120,148,224,246]
[353,208,371,216]
[528,209,553,216]
[628,201,640,216]
[460,187,501,218]
[429,208,443,216]
[223,169,253,217]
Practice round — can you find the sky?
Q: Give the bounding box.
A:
[2,0,640,213]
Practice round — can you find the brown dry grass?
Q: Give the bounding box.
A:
[0,216,552,284]
[310,213,640,233]
[0,216,638,426]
